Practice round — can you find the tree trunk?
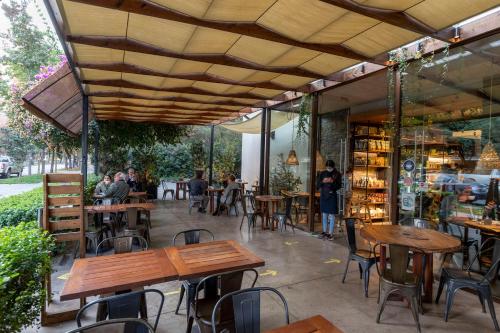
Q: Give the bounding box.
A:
[27,152,32,176]
[41,149,46,174]
[50,150,55,173]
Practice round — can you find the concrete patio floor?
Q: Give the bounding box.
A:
[29,199,499,333]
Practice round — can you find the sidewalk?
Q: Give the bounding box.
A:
[0,182,42,198]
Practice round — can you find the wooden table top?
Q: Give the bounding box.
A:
[448,216,500,233]
[84,202,155,213]
[176,180,188,184]
[255,195,284,202]
[60,249,177,301]
[165,240,265,280]
[361,225,461,253]
[128,191,147,197]
[264,315,343,333]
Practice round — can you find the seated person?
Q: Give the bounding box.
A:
[103,172,130,203]
[94,174,112,196]
[126,167,143,192]
[188,170,209,213]
[213,174,240,216]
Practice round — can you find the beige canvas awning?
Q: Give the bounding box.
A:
[44,0,499,126]
[221,111,296,134]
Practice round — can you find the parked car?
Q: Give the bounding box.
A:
[0,156,21,178]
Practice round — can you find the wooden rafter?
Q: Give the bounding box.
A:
[67,36,321,78]
[78,63,296,91]
[97,115,213,125]
[95,112,224,120]
[84,79,266,99]
[67,0,368,61]
[90,100,242,113]
[320,0,435,35]
[93,106,239,117]
[87,91,254,107]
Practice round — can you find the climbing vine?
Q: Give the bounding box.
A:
[295,93,312,140]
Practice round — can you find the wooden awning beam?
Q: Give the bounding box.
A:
[95,112,224,120]
[94,106,241,117]
[84,79,267,100]
[67,36,321,78]
[90,100,242,113]
[67,0,368,61]
[78,62,298,91]
[88,91,254,107]
[320,0,435,36]
[97,115,212,125]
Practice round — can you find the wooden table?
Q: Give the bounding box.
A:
[165,240,265,280]
[361,225,460,302]
[60,240,265,300]
[176,181,188,200]
[85,202,155,214]
[60,249,177,301]
[255,195,283,230]
[449,216,500,234]
[264,315,343,333]
[207,188,224,213]
[127,191,147,202]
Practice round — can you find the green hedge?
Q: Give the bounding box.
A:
[0,188,43,228]
[0,221,54,332]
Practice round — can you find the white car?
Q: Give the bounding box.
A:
[0,156,21,178]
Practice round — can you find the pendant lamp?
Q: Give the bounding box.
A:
[477,74,500,173]
[286,111,299,165]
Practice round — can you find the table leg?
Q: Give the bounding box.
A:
[175,184,179,200]
[182,184,186,200]
[380,245,387,273]
[209,193,215,213]
[413,253,433,303]
[261,202,269,230]
[270,202,278,231]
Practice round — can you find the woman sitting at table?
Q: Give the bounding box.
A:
[94,174,112,196]
[127,167,143,192]
[317,159,342,240]
[213,174,240,216]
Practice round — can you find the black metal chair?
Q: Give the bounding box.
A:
[210,287,289,333]
[96,235,148,256]
[66,318,155,333]
[341,217,379,297]
[187,269,259,333]
[272,195,295,233]
[219,188,242,216]
[76,289,164,333]
[436,237,500,331]
[240,194,257,232]
[173,229,215,317]
[374,243,425,333]
[161,179,175,200]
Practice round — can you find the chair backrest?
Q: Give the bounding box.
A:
[284,196,293,217]
[344,218,363,253]
[76,289,164,331]
[195,269,259,326]
[96,235,148,256]
[241,194,249,215]
[229,188,242,205]
[67,319,155,333]
[211,287,289,333]
[468,237,500,283]
[375,244,425,285]
[172,228,214,246]
[297,196,308,207]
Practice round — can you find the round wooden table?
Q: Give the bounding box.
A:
[255,195,283,230]
[207,188,224,213]
[361,225,461,302]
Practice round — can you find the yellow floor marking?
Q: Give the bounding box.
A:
[57,273,70,280]
[324,258,341,264]
[284,241,298,246]
[259,269,278,277]
[164,289,181,296]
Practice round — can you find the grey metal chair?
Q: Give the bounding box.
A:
[342,217,379,297]
[272,195,295,233]
[240,194,257,232]
[219,188,242,216]
[210,287,289,333]
[161,179,175,200]
[188,193,205,214]
[374,243,425,333]
[173,229,215,317]
[436,237,500,331]
[76,289,164,333]
[96,235,148,256]
[187,269,259,333]
[66,319,155,333]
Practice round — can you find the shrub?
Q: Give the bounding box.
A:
[0,188,43,228]
[0,221,54,332]
[84,174,100,205]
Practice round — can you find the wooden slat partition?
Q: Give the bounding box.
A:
[42,173,85,326]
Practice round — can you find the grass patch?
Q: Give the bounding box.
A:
[0,174,42,184]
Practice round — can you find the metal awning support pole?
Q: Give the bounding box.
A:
[259,109,267,194]
[308,93,319,232]
[390,70,402,225]
[81,95,89,185]
[208,124,215,186]
[94,122,99,176]
[264,108,272,194]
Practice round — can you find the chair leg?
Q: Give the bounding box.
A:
[342,258,350,284]
[376,285,390,324]
[410,295,422,333]
[240,215,245,230]
[435,274,446,304]
[478,290,486,313]
[358,263,363,279]
[484,288,500,331]
[444,285,457,322]
[186,315,194,333]
[175,284,185,315]
[362,265,370,298]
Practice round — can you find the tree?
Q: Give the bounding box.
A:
[0,128,32,173]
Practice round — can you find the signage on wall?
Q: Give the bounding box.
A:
[417,181,429,192]
[401,192,416,211]
[402,159,416,173]
[403,177,413,187]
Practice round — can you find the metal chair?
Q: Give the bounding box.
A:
[341,217,379,297]
[436,237,500,331]
[66,319,155,333]
[188,191,205,214]
[219,188,241,216]
[76,289,164,332]
[240,194,257,232]
[294,196,309,223]
[96,235,148,256]
[187,269,259,333]
[272,195,295,233]
[210,287,289,333]
[161,179,175,200]
[374,243,425,333]
[173,229,215,317]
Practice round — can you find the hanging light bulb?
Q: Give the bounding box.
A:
[477,73,500,173]
[286,109,299,165]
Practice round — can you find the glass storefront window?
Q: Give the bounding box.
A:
[399,34,500,227]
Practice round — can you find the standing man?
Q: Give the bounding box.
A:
[317,160,342,240]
